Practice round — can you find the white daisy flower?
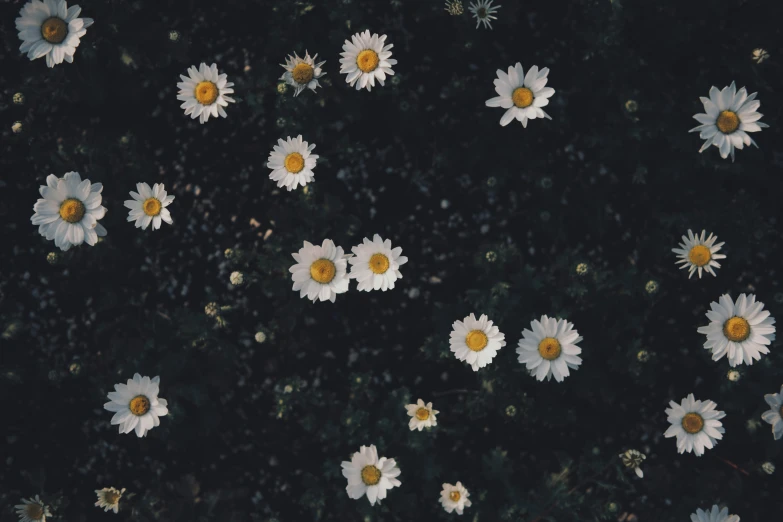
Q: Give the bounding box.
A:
[340,444,401,506]
[15,0,93,68]
[289,239,350,303]
[348,234,408,291]
[176,63,235,124]
[468,0,500,29]
[449,313,506,371]
[405,398,439,431]
[516,315,583,382]
[761,384,783,440]
[696,293,776,367]
[103,373,169,438]
[123,182,174,231]
[267,135,318,191]
[690,505,740,522]
[486,63,555,127]
[280,51,325,96]
[94,487,125,514]
[339,30,397,92]
[690,82,768,161]
[664,393,725,457]
[439,482,472,515]
[30,171,107,251]
[15,495,51,522]
[672,229,726,279]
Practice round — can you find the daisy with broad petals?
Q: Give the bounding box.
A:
[690,505,740,522]
[94,487,126,514]
[690,82,768,161]
[761,384,783,440]
[440,482,472,515]
[349,234,408,291]
[672,229,726,279]
[267,135,318,191]
[450,313,506,371]
[341,444,401,506]
[486,63,555,127]
[405,399,438,431]
[104,373,169,438]
[16,0,93,68]
[289,239,350,303]
[280,51,325,96]
[339,30,397,92]
[516,315,583,382]
[177,63,235,124]
[30,171,107,251]
[664,393,725,456]
[468,0,500,29]
[696,293,776,367]
[124,183,174,231]
[15,495,51,522]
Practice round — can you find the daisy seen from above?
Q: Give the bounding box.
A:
[267,135,318,191]
[468,0,500,29]
[177,63,235,124]
[690,505,740,522]
[516,315,583,382]
[124,182,174,231]
[672,229,726,279]
[280,50,325,96]
[348,234,408,291]
[664,393,725,456]
[16,0,93,68]
[104,374,169,438]
[289,239,350,303]
[450,313,506,371]
[405,398,438,431]
[341,444,401,506]
[439,482,472,515]
[761,384,783,440]
[339,30,396,91]
[95,487,126,514]
[15,496,51,522]
[486,63,555,127]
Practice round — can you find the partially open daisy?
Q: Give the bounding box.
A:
[267,135,318,191]
[690,82,768,161]
[289,239,350,303]
[439,482,472,515]
[690,505,740,522]
[16,0,93,68]
[177,63,235,124]
[761,384,783,440]
[664,393,725,456]
[348,234,408,291]
[672,229,726,279]
[696,293,776,367]
[280,51,325,97]
[405,398,438,431]
[30,172,107,251]
[15,496,51,522]
[516,315,582,382]
[486,63,555,127]
[124,182,174,231]
[468,0,500,29]
[94,487,126,514]
[339,30,397,92]
[619,449,646,478]
[104,374,169,438]
[450,313,506,371]
[341,444,401,506]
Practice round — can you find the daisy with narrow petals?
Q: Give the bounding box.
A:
[672,229,726,279]
[16,0,93,68]
[516,315,583,382]
[289,239,350,303]
[440,482,472,515]
[339,30,397,92]
[405,398,438,431]
[664,393,725,456]
[349,234,408,291]
[690,82,768,161]
[124,183,174,231]
[468,0,500,29]
[95,487,125,514]
[280,51,325,96]
[690,505,740,522]
[341,444,401,506]
[177,63,235,124]
[267,135,318,191]
[30,171,107,251]
[697,293,776,367]
[104,374,169,438]
[15,495,51,522]
[450,313,506,371]
[761,384,783,440]
[486,63,555,127]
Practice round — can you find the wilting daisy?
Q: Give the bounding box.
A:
[177,63,235,124]
[468,0,500,29]
[267,135,318,191]
[486,63,555,127]
[94,487,126,514]
[124,183,174,231]
[516,315,583,382]
[341,444,401,506]
[16,0,93,68]
[672,229,726,279]
[450,313,506,371]
[279,51,325,97]
[761,384,783,440]
[690,505,740,522]
[348,234,408,291]
[339,30,397,92]
[104,374,169,438]
[664,393,725,456]
[289,239,350,303]
[30,172,107,251]
[690,82,768,161]
[405,399,439,431]
[439,482,472,515]
[619,449,646,478]
[697,293,776,367]
[15,496,51,522]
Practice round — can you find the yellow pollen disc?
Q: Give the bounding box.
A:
[25,504,44,520]
[465,330,488,352]
[537,337,562,360]
[310,258,336,284]
[415,407,430,421]
[194,81,219,105]
[356,50,380,73]
[688,245,711,267]
[369,253,390,274]
[512,87,534,108]
[723,316,750,342]
[129,395,150,416]
[449,491,461,502]
[284,152,305,174]
[292,62,314,84]
[59,198,85,223]
[41,17,67,44]
[361,465,382,486]
[104,491,120,505]
[716,110,740,134]
[681,412,704,434]
[143,197,162,216]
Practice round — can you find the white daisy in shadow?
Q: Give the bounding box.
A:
[104,374,169,438]
[340,30,397,92]
[516,315,583,382]
[289,239,350,303]
[124,182,174,231]
[267,135,318,191]
[761,384,783,440]
[348,234,408,291]
[280,51,325,96]
[405,399,438,431]
[672,229,726,279]
[16,0,93,68]
[449,313,506,371]
[439,482,472,514]
[177,63,235,124]
[664,393,725,456]
[690,505,740,522]
[341,444,401,506]
[486,63,555,127]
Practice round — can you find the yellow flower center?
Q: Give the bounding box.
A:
[369,253,390,274]
[310,258,336,284]
[415,407,430,420]
[723,316,750,342]
[465,330,488,351]
[59,198,85,223]
[143,198,162,216]
[681,412,704,434]
[104,491,121,505]
[292,62,314,84]
[24,504,44,520]
[41,17,67,44]
[537,337,562,360]
[449,490,461,502]
[194,81,219,105]
[284,152,305,174]
[361,465,382,486]
[357,50,380,73]
[129,395,150,416]
[512,87,534,108]
[688,245,711,267]
[716,110,740,134]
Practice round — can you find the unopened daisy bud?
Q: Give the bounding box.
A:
[726,369,740,382]
[95,487,126,513]
[230,271,244,285]
[168,30,180,42]
[575,262,589,276]
[204,302,219,317]
[485,251,497,262]
[540,176,553,189]
[637,349,650,362]
[606,502,619,513]
[255,331,267,343]
[283,384,293,393]
[276,117,286,128]
[487,176,497,187]
[762,461,775,474]
[13,92,25,105]
[505,405,516,417]
[15,495,51,522]
[224,248,234,259]
[625,100,638,113]
[12,121,23,134]
[46,252,59,265]
[644,280,658,294]
[619,449,646,478]
[69,362,81,375]
[444,0,464,15]
[277,83,288,94]
[751,48,769,64]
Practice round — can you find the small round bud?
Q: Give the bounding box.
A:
[575,262,589,276]
[12,121,23,134]
[727,369,740,382]
[391,75,401,85]
[645,280,659,294]
[224,248,234,259]
[540,176,553,189]
[505,405,516,417]
[204,302,219,318]
[254,331,267,344]
[276,117,286,128]
[762,461,775,475]
[46,252,59,265]
[169,30,180,41]
[13,93,25,105]
[625,100,638,113]
[69,362,81,375]
[606,502,618,513]
[277,83,288,94]
[230,271,244,285]
[485,251,497,263]
[486,176,497,187]
[637,349,650,362]
[283,385,293,393]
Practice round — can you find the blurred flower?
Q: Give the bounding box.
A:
[267,135,318,191]
[450,313,506,371]
[439,482,472,514]
[644,280,658,294]
[339,30,397,91]
[13,92,25,105]
[15,495,51,522]
[575,262,588,275]
[606,502,619,513]
[487,177,497,187]
[224,248,234,259]
[124,183,174,231]
[517,315,583,382]
[672,229,726,279]
[168,30,180,41]
[444,0,464,15]
[761,461,775,474]
[69,362,81,375]
[751,48,769,64]
[204,302,219,317]
[276,83,288,94]
[94,487,125,513]
[664,393,725,457]
[104,373,169,438]
[690,505,739,522]
[279,51,326,97]
[177,63,235,124]
[283,384,293,393]
[254,331,267,343]
[625,100,638,113]
[486,63,555,127]
[761,384,783,440]
[486,251,497,262]
[637,349,649,362]
[349,234,408,291]
[289,239,350,303]
[16,0,94,68]
[12,121,23,134]
[619,449,646,478]
[230,271,244,285]
[468,0,500,29]
[46,252,58,264]
[405,398,438,431]
[341,444,401,505]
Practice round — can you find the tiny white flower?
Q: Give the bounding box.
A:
[16,0,94,68]
[486,63,555,127]
[340,444,401,506]
[348,234,408,291]
[177,63,235,124]
[339,30,397,92]
[449,313,506,371]
[672,229,726,279]
[123,182,174,231]
[761,384,783,440]
[279,50,326,96]
[289,239,350,303]
[267,135,318,191]
[405,398,438,431]
[439,482,472,514]
[468,0,500,29]
[516,315,583,382]
[94,487,126,514]
[104,373,169,438]
[664,393,725,457]
[690,505,740,522]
